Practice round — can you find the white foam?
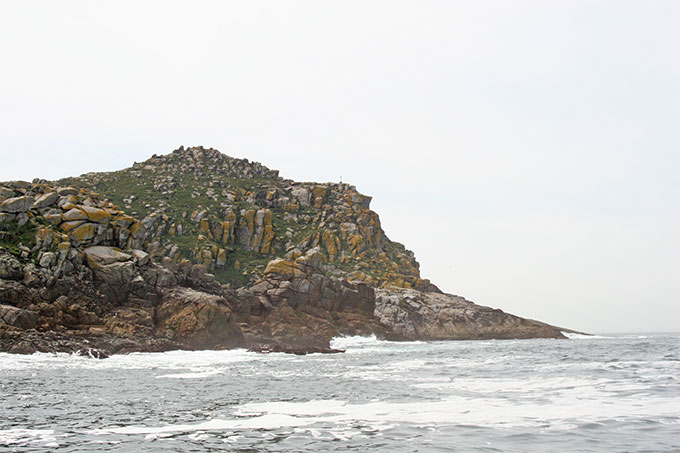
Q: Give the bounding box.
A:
[561,332,608,339]
[329,335,425,354]
[0,429,56,446]
[0,348,258,372]
[86,390,680,438]
[330,335,384,349]
[387,359,429,371]
[89,414,319,435]
[156,369,223,379]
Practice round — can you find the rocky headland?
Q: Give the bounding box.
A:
[0,146,574,356]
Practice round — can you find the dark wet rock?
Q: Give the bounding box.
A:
[248,344,344,355]
[73,348,110,359]
[0,304,38,329]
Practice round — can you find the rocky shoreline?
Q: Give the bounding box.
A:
[0,242,570,357]
[0,148,576,357]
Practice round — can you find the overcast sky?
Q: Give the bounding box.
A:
[1,1,678,333]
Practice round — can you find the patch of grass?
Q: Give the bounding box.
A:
[0,220,37,258]
[213,267,250,287]
[213,249,272,287]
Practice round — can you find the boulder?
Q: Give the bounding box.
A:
[60,220,86,232]
[33,192,59,209]
[131,250,150,266]
[0,196,34,213]
[62,208,87,221]
[90,261,137,303]
[16,213,29,227]
[43,210,62,225]
[0,187,15,201]
[83,246,132,267]
[39,252,56,268]
[58,196,79,209]
[0,304,38,329]
[70,223,97,243]
[291,187,311,207]
[80,206,112,223]
[263,258,306,279]
[56,187,79,196]
[83,246,137,303]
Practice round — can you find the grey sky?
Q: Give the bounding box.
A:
[1,1,678,333]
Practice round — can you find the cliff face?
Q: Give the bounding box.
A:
[0,147,570,356]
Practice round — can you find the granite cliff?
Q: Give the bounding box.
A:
[0,146,572,355]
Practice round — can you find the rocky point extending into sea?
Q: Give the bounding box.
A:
[0,146,575,356]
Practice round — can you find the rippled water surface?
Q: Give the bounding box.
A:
[1,333,678,452]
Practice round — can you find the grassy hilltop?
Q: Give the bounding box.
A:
[58,146,436,291]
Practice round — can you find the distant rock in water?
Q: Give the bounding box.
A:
[375,288,567,340]
[0,146,576,355]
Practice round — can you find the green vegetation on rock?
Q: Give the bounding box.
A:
[55,146,438,290]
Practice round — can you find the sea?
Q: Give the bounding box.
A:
[1,333,678,452]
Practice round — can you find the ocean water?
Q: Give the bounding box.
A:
[1,333,678,452]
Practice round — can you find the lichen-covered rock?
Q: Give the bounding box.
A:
[216,248,227,268]
[263,258,306,279]
[60,220,86,232]
[57,187,79,196]
[0,196,34,213]
[155,287,245,349]
[0,187,16,201]
[80,206,112,223]
[83,246,132,267]
[62,208,87,221]
[43,210,62,225]
[33,192,59,209]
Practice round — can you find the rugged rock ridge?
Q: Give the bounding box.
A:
[59,146,437,292]
[0,147,573,356]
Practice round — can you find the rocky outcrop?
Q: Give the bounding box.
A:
[57,146,431,290]
[155,287,244,349]
[0,147,579,357]
[375,288,567,340]
[240,248,388,348]
[0,242,246,355]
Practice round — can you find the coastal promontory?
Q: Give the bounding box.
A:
[0,146,571,355]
